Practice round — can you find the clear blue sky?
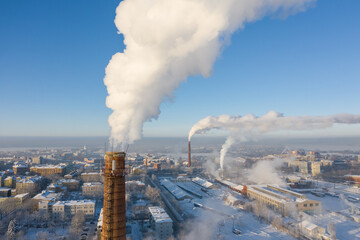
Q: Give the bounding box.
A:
[1,0,360,138]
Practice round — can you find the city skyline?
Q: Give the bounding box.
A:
[1,0,360,138]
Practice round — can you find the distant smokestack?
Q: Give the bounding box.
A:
[102,152,126,240]
[188,141,191,167]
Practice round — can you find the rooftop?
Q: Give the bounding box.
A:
[53,199,95,207]
[148,206,172,223]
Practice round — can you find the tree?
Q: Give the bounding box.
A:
[69,212,85,238]
[6,219,17,240]
[145,186,160,203]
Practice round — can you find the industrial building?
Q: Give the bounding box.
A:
[148,206,173,240]
[247,184,321,216]
[160,178,192,200]
[192,177,214,189]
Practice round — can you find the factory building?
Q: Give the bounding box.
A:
[247,184,321,216]
[148,206,173,240]
[30,164,66,176]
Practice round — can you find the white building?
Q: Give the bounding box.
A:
[43,200,95,220]
[148,206,173,240]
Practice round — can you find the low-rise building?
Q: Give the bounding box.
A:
[34,190,62,204]
[58,179,80,191]
[299,220,326,239]
[81,172,102,182]
[51,200,95,220]
[148,206,173,240]
[82,182,104,197]
[0,187,11,197]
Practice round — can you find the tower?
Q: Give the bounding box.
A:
[188,141,191,167]
[102,152,126,240]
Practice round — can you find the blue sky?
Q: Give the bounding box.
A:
[0,0,360,138]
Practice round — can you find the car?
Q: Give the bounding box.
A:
[83,227,89,231]
[81,232,88,236]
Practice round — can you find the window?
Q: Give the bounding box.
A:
[315,203,319,206]
[304,204,307,207]
[310,203,313,207]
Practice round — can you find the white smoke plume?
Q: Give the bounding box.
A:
[189,111,360,168]
[247,158,286,185]
[219,136,235,170]
[104,0,316,147]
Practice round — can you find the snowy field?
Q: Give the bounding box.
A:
[175,182,295,240]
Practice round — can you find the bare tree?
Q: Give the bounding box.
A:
[145,185,160,203]
[6,219,17,240]
[69,212,85,238]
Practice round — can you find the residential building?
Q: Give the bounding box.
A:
[4,176,16,188]
[81,172,102,182]
[16,176,45,195]
[82,182,104,197]
[51,200,96,220]
[13,163,29,175]
[310,162,321,176]
[30,164,66,176]
[58,179,80,191]
[148,206,173,240]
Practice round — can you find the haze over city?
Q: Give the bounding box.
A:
[1,1,360,240]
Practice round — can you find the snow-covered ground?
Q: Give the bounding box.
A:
[175,182,295,240]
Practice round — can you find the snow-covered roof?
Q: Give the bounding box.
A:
[53,199,95,207]
[301,220,319,231]
[33,190,61,201]
[83,182,103,187]
[149,206,172,223]
[160,179,191,200]
[192,177,213,188]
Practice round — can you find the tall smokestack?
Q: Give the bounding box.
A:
[188,141,191,167]
[102,152,126,240]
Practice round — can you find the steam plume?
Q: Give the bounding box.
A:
[104,0,316,147]
[189,111,360,169]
